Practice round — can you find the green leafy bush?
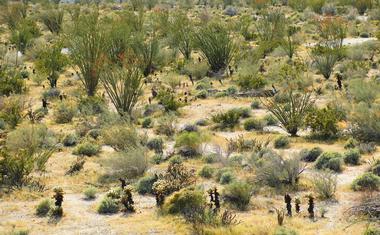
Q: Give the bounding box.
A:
[343,149,361,165]
[147,138,164,154]
[63,133,79,147]
[142,118,152,128]
[73,142,100,156]
[212,109,241,129]
[157,89,182,112]
[102,125,141,151]
[83,186,97,200]
[202,154,218,163]
[312,170,337,199]
[164,187,206,215]
[274,136,290,149]
[300,147,323,162]
[0,67,25,96]
[243,118,264,131]
[136,175,158,195]
[198,165,214,178]
[223,182,251,210]
[175,131,208,157]
[305,106,341,138]
[97,197,119,214]
[54,101,77,124]
[315,152,343,172]
[351,173,380,192]
[219,171,235,185]
[35,199,52,217]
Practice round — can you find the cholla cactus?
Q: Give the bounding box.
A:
[295,197,301,213]
[53,187,64,207]
[284,194,292,216]
[307,194,315,219]
[120,187,135,213]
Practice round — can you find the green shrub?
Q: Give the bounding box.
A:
[78,96,106,116]
[309,0,326,14]
[152,154,163,164]
[147,138,164,154]
[102,125,141,151]
[350,103,380,142]
[364,227,380,235]
[142,118,152,128]
[312,170,337,199]
[83,186,97,200]
[73,142,100,156]
[100,148,148,182]
[154,114,177,137]
[344,137,358,149]
[223,182,251,210]
[157,89,182,111]
[274,136,290,149]
[164,187,206,215]
[212,109,241,129]
[169,155,184,164]
[344,149,361,165]
[315,152,343,172]
[175,131,208,157]
[351,173,380,192]
[250,100,260,109]
[48,206,63,218]
[219,171,235,185]
[63,133,78,147]
[228,154,243,167]
[305,106,341,138]
[136,175,158,194]
[300,147,323,162]
[196,90,208,99]
[54,101,77,124]
[237,73,266,90]
[371,161,380,176]
[97,197,119,214]
[35,199,52,217]
[0,66,25,96]
[264,114,277,125]
[243,118,264,131]
[202,154,218,163]
[182,62,209,80]
[42,88,61,99]
[198,165,214,178]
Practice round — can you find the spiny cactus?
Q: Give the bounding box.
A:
[307,195,315,219]
[120,188,135,213]
[284,194,292,216]
[207,187,220,212]
[295,197,301,213]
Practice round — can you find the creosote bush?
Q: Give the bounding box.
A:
[73,141,100,156]
[312,170,337,199]
[274,136,290,149]
[35,199,52,217]
[343,149,361,165]
[97,197,119,214]
[83,186,97,200]
[315,152,343,172]
[54,101,77,124]
[300,147,323,162]
[223,182,251,210]
[136,174,158,195]
[351,173,380,192]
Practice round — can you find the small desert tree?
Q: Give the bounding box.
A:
[67,12,106,96]
[168,11,194,60]
[261,91,314,136]
[317,17,347,49]
[35,42,68,88]
[101,66,143,116]
[194,23,236,73]
[39,9,64,34]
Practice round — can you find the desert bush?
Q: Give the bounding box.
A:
[315,152,343,172]
[311,47,341,80]
[78,96,106,116]
[10,19,40,53]
[312,170,337,199]
[136,174,158,195]
[237,68,266,90]
[305,106,341,138]
[164,187,206,215]
[49,206,63,218]
[348,79,379,104]
[0,96,25,129]
[243,118,264,131]
[344,149,361,165]
[175,131,208,157]
[6,124,56,152]
[73,141,100,156]
[309,0,326,13]
[300,147,323,162]
[182,62,209,80]
[147,138,164,154]
[274,227,298,235]
[168,11,194,60]
[352,173,380,192]
[154,114,177,136]
[349,103,380,142]
[274,136,290,149]
[101,148,148,182]
[35,199,52,217]
[354,0,373,14]
[65,157,85,175]
[0,148,54,188]
[255,153,305,188]
[0,2,27,30]
[364,227,380,235]
[344,138,358,149]
[228,154,243,167]
[194,23,236,73]
[264,114,278,125]
[251,100,260,109]
[83,186,97,200]
[219,171,235,185]
[261,91,314,136]
[102,125,141,151]
[42,88,61,99]
[202,154,218,163]
[142,117,152,128]
[223,182,251,210]
[97,197,119,214]
[198,165,214,178]
[0,66,25,96]
[157,89,182,112]
[54,101,77,124]
[212,109,241,129]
